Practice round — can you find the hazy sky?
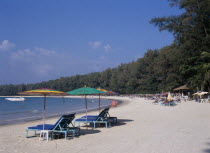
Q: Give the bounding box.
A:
[0,0,182,85]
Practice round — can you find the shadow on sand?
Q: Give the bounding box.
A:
[77,118,134,130]
[79,128,101,136]
[203,142,210,153]
[114,119,134,126]
[44,119,134,139]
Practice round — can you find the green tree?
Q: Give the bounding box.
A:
[150,0,210,91]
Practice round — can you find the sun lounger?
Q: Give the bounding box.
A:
[26,114,80,139]
[81,107,117,125]
[74,108,114,128]
[152,99,159,104]
[174,98,181,103]
[161,100,175,106]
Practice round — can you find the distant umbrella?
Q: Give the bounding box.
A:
[97,88,118,112]
[107,91,118,94]
[18,88,68,129]
[193,91,208,96]
[97,88,118,95]
[167,92,173,101]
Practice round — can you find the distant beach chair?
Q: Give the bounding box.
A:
[26,114,80,139]
[174,98,181,103]
[152,99,159,104]
[74,108,116,128]
[161,100,175,106]
[159,98,165,102]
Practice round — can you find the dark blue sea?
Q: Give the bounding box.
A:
[0,97,113,126]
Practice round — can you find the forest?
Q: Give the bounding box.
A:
[0,0,209,95]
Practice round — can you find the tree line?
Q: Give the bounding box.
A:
[0,0,209,96]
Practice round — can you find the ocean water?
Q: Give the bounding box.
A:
[0,97,112,125]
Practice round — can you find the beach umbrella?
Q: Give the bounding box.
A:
[18,88,68,129]
[97,88,118,112]
[193,91,208,96]
[97,88,109,93]
[166,92,173,106]
[167,92,173,101]
[108,91,119,94]
[67,87,106,124]
[193,91,208,99]
[97,88,118,94]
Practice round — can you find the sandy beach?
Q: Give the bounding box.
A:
[1,96,210,153]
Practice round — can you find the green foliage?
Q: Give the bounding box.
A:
[151,0,210,92]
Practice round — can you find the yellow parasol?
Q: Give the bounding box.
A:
[167,92,173,101]
[18,88,68,129]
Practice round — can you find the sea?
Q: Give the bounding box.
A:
[0,97,113,126]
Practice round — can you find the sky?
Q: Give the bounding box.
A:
[0,0,182,85]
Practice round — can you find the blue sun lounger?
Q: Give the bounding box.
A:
[81,108,117,125]
[74,108,116,128]
[161,100,175,106]
[26,114,80,139]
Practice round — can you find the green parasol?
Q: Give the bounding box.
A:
[67,87,105,95]
[67,87,106,125]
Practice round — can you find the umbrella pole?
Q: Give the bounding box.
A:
[43,94,46,130]
[85,95,88,126]
[99,93,101,113]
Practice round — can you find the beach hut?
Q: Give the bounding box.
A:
[173,84,190,91]
[173,84,191,96]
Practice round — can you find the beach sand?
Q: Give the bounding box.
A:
[1,96,210,153]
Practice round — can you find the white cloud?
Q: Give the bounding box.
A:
[1,40,118,84]
[34,47,56,56]
[104,44,112,52]
[89,41,102,49]
[0,40,15,52]
[11,47,56,59]
[11,49,35,59]
[9,46,62,79]
[89,41,112,53]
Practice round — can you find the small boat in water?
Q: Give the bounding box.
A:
[5,97,26,101]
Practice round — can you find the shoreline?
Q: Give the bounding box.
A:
[0,96,127,127]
